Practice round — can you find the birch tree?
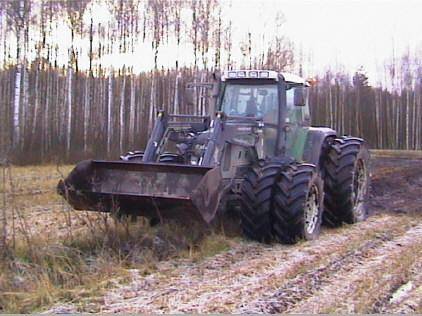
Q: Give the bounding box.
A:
[3,0,32,150]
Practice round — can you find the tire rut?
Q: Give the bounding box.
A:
[374,260,422,313]
[286,223,422,313]
[101,214,410,313]
[236,222,412,313]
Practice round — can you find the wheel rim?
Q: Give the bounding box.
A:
[304,184,320,235]
[352,159,368,218]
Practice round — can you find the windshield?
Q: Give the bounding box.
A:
[221,84,279,124]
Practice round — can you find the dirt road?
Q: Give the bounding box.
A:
[87,157,421,313]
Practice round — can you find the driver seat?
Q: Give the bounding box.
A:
[245,97,258,117]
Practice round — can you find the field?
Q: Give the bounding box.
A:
[0,152,421,313]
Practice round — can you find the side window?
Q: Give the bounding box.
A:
[286,87,304,124]
[262,92,278,124]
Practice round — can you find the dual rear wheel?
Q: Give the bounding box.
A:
[240,137,370,244]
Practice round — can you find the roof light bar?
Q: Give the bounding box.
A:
[222,70,279,81]
[259,71,269,78]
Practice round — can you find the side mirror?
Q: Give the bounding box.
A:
[293,87,306,106]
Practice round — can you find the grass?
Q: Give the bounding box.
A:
[0,164,235,313]
[370,149,422,159]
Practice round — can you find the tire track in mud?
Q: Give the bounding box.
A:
[236,221,421,313]
[373,260,422,314]
[101,215,413,313]
[235,232,395,313]
[284,223,422,313]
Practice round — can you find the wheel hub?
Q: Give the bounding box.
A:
[304,185,320,235]
[352,159,368,218]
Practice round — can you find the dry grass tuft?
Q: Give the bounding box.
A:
[0,164,233,313]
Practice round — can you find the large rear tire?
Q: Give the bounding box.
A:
[240,162,281,243]
[323,137,370,226]
[272,163,324,244]
[120,151,184,164]
[120,151,144,161]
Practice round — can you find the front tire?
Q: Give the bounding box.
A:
[272,164,324,244]
[240,162,281,242]
[323,137,370,226]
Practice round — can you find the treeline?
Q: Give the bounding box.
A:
[0,63,421,164]
[0,0,295,163]
[0,66,209,163]
[310,68,422,151]
[0,0,421,163]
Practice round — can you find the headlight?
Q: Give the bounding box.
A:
[259,71,269,78]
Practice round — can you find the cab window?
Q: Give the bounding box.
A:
[221,84,279,124]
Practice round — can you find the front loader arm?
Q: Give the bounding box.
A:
[201,114,223,166]
[142,111,167,163]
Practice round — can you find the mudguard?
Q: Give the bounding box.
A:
[302,127,336,167]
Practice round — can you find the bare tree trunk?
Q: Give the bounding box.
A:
[119,69,126,153]
[12,0,25,151]
[148,72,155,133]
[129,72,135,146]
[1,164,7,256]
[412,90,416,149]
[21,64,29,151]
[375,90,381,148]
[13,64,22,149]
[395,103,400,149]
[31,62,40,148]
[66,67,72,156]
[405,89,410,149]
[43,67,51,160]
[83,76,89,153]
[173,71,180,114]
[107,70,113,156]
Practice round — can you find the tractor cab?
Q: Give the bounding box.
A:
[219,70,310,123]
[218,70,311,159]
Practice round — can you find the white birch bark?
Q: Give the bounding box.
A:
[107,70,113,155]
[200,71,206,115]
[417,89,421,150]
[31,63,40,140]
[83,78,89,152]
[66,67,73,155]
[129,74,136,146]
[148,73,155,133]
[173,72,180,114]
[43,69,50,157]
[0,10,3,67]
[411,86,417,149]
[12,0,25,148]
[13,63,22,148]
[21,65,29,150]
[395,104,400,148]
[405,89,410,149]
[119,72,126,153]
[329,84,333,128]
[375,91,380,148]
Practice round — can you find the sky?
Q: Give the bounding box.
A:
[228,0,422,83]
[2,0,420,85]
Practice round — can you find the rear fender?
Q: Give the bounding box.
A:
[302,127,337,168]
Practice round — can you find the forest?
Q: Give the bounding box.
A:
[0,0,421,164]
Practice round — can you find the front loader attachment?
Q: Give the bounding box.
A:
[58,160,221,223]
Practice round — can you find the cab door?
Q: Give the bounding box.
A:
[284,85,310,161]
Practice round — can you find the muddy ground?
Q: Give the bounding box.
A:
[43,156,421,314]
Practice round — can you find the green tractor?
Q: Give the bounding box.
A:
[58,70,370,244]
